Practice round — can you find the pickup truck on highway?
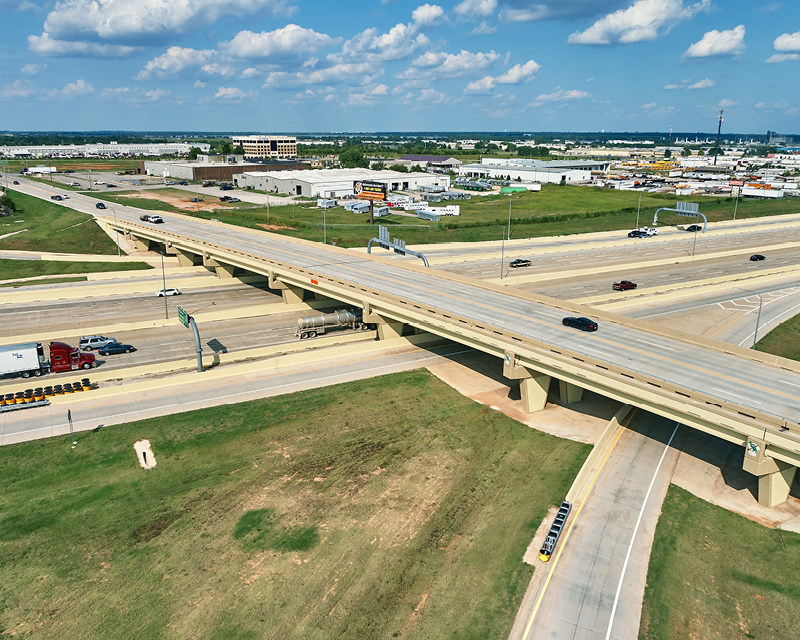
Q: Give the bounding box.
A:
[140,214,164,224]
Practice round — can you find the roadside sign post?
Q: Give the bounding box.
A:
[353,180,387,225]
[68,409,76,448]
[178,306,203,372]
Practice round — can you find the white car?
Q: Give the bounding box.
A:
[165,180,175,186]
[94,180,105,185]
[155,288,181,297]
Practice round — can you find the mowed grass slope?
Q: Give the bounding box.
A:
[640,485,800,640]
[1,190,119,254]
[0,257,152,282]
[753,312,800,361]
[0,370,589,640]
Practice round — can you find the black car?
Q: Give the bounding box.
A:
[95,202,106,209]
[106,183,117,188]
[562,316,598,332]
[686,224,702,232]
[13,180,19,185]
[510,258,532,268]
[63,169,74,173]
[220,195,231,201]
[179,181,188,185]
[750,254,766,261]
[98,342,136,356]
[191,197,204,202]
[628,230,644,237]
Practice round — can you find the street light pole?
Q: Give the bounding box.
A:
[161,250,168,320]
[507,194,512,241]
[500,225,506,279]
[734,286,764,349]
[733,188,739,221]
[691,213,699,257]
[323,207,327,245]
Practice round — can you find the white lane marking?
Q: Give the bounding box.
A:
[605,423,680,640]
[780,380,800,389]
[713,388,761,403]
[634,338,674,352]
[579,346,614,358]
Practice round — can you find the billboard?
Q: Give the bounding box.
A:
[353,180,387,201]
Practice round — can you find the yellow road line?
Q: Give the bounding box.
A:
[520,408,637,640]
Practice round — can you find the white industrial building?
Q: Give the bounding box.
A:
[234,168,449,198]
[0,141,210,158]
[459,157,609,184]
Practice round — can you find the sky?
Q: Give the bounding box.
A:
[0,0,799,134]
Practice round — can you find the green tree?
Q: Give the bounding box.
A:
[664,149,672,159]
[410,164,423,172]
[371,161,386,170]
[388,164,408,173]
[233,145,244,155]
[0,193,16,215]
[681,146,692,157]
[220,142,233,154]
[339,148,369,168]
[486,143,499,152]
[698,149,705,156]
[187,147,201,160]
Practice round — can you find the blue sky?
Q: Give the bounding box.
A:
[0,0,798,133]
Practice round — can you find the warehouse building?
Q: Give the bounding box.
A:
[231,135,297,159]
[234,168,449,198]
[0,141,210,158]
[142,158,309,182]
[459,158,606,184]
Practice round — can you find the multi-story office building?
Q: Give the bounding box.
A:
[232,135,297,159]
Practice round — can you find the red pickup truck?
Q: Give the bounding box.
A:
[612,280,637,291]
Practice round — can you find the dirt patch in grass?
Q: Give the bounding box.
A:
[0,370,588,640]
[257,223,297,231]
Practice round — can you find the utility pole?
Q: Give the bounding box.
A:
[713,109,724,166]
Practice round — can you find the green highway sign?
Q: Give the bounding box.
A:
[177,306,189,329]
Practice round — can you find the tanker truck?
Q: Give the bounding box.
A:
[295,309,376,339]
[0,341,96,379]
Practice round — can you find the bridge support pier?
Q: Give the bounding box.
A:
[174,248,202,267]
[281,287,305,304]
[214,263,236,279]
[503,353,551,413]
[743,441,798,507]
[363,310,405,340]
[130,235,152,252]
[559,381,584,405]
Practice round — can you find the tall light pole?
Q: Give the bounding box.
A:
[161,250,168,320]
[507,193,512,241]
[323,206,327,245]
[713,109,723,166]
[500,225,506,279]
[733,187,740,221]
[734,286,764,349]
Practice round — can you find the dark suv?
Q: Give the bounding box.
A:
[562,317,598,332]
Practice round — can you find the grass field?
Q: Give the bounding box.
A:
[640,485,800,639]
[193,185,798,247]
[0,258,152,282]
[0,190,119,254]
[0,370,589,639]
[753,312,800,361]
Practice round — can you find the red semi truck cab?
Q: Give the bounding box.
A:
[49,342,96,373]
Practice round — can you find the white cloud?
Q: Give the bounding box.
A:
[642,102,656,109]
[766,53,800,63]
[46,78,94,99]
[100,87,171,102]
[568,0,710,45]
[453,0,497,19]
[194,80,207,88]
[683,25,745,58]
[136,46,215,80]
[760,3,781,12]
[1,80,35,99]
[370,83,389,95]
[530,87,590,106]
[220,25,335,60]
[718,98,737,107]
[240,67,260,78]
[264,63,382,88]
[687,78,713,89]
[495,60,540,83]
[464,76,496,94]
[405,49,503,79]
[471,21,496,34]
[214,86,257,101]
[28,33,136,57]
[200,63,237,77]
[332,22,429,63]
[419,88,448,103]
[755,100,790,109]
[412,4,445,25]
[774,30,800,52]
[36,0,296,46]
[20,63,45,75]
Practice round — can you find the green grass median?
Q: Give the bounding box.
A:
[640,485,800,639]
[0,258,152,283]
[0,369,588,639]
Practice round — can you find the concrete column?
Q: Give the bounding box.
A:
[214,263,236,279]
[758,461,797,508]
[559,380,584,405]
[377,321,405,340]
[131,236,150,252]
[520,374,552,413]
[174,248,201,267]
[281,286,304,304]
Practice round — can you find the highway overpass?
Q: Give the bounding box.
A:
[100,210,800,507]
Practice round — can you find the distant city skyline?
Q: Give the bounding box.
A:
[1,0,798,133]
